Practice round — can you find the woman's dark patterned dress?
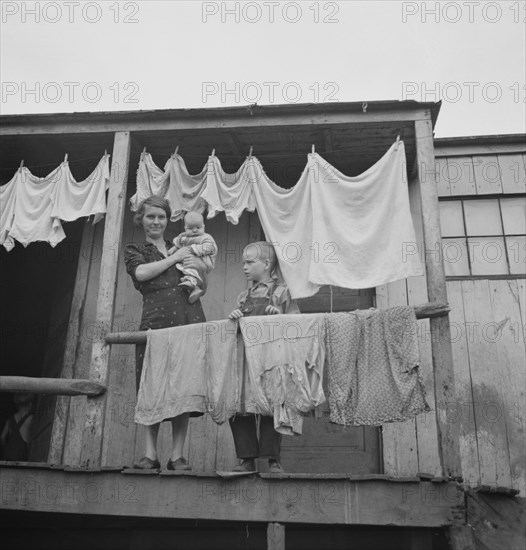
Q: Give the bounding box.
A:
[124,240,206,396]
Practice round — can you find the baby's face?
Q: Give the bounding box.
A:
[184,220,205,237]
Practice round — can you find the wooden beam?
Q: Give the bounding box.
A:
[104,301,451,345]
[435,143,525,157]
[0,377,106,396]
[267,523,285,550]
[79,131,131,468]
[415,119,462,479]
[0,109,431,136]
[0,467,465,527]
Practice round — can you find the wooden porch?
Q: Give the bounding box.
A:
[0,100,495,549]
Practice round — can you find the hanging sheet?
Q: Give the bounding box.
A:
[0,155,110,250]
[248,141,424,298]
[50,154,110,224]
[130,153,208,221]
[7,166,66,248]
[131,153,255,224]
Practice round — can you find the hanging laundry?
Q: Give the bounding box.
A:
[135,320,239,426]
[0,155,110,251]
[0,173,18,251]
[50,154,110,224]
[239,313,327,435]
[130,153,208,221]
[325,306,429,426]
[7,166,66,248]
[248,141,424,298]
[201,156,256,224]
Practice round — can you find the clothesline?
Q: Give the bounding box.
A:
[3,154,110,173]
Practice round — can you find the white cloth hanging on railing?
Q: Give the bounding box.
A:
[248,141,424,298]
[0,155,110,251]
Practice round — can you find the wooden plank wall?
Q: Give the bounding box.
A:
[435,150,526,197]
[437,148,525,496]
[379,149,526,493]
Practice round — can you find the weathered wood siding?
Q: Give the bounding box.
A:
[378,147,526,495]
[439,147,525,495]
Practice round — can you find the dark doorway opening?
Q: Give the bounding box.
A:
[0,220,84,461]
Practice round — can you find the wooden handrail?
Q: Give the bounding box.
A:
[105,301,450,344]
[0,376,106,397]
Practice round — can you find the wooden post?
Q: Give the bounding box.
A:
[48,221,96,464]
[267,522,285,550]
[79,131,131,467]
[415,119,462,479]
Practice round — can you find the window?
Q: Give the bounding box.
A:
[439,197,526,277]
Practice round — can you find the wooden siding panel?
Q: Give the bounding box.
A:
[498,154,526,194]
[460,280,512,488]
[447,156,476,196]
[446,281,481,488]
[473,155,503,194]
[487,280,526,495]
[436,157,451,197]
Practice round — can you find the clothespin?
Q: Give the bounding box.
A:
[248,146,253,158]
[19,160,24,171]
[362,102,368,113]
[211,149,215,157]
[395,134,400,151]
[104,149,108,156]
[64,153,68,162]
[174,146,179,155]
[311,144,315,154]
[140,147,147,161]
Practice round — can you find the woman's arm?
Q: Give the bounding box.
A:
[135,247,190,282]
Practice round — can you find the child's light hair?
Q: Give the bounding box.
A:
[243,241,277,270]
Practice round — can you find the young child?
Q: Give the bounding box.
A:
[170,211,218,304]
[228,241,300,474]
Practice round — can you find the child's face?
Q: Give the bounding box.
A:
[242,249,270,282]
[184,219,204,237]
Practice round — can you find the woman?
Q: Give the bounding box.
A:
[124,196,207,470]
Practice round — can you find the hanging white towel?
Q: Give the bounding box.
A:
[0,173,18,251]
[248,141,424,298]
[130,153,208,221]
[201,156,256,224]
[50,155,110,224]
[7,166,66,248]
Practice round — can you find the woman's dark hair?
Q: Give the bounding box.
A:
[134,196,172,227]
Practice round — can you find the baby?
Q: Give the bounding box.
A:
[170,211,218,303]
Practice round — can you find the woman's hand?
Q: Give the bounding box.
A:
[169,246,191,263]
[229,308,244,320]
[265,305,280,315]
